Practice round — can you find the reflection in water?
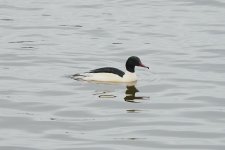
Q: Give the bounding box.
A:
[94,81,149,103]
[124,84,150,103]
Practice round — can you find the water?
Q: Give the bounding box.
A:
[1,0,225,149]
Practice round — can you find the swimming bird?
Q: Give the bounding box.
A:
[72,56,149,82]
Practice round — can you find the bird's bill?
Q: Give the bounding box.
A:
[139,63,149,69]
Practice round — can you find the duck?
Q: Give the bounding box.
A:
[72,56,149,82]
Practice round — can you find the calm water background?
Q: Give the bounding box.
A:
[1,0,225,149]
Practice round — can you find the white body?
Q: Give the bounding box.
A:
[75,71,137,82]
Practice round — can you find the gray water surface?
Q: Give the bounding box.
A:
[1,0,225,150]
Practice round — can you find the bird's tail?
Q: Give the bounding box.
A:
[70,73,86,81]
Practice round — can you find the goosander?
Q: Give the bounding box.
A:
[72,56,149,82]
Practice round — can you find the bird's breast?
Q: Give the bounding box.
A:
[83,71,137,82]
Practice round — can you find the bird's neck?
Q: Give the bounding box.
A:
[126,64,135,73]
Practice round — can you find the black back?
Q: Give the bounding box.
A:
[89,67,125,77]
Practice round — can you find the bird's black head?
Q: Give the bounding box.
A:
[125,56,149,73]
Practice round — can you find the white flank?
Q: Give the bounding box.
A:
[77,71,137,82]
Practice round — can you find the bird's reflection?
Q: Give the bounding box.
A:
[93,81,149,103]
[124,82,149,103]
